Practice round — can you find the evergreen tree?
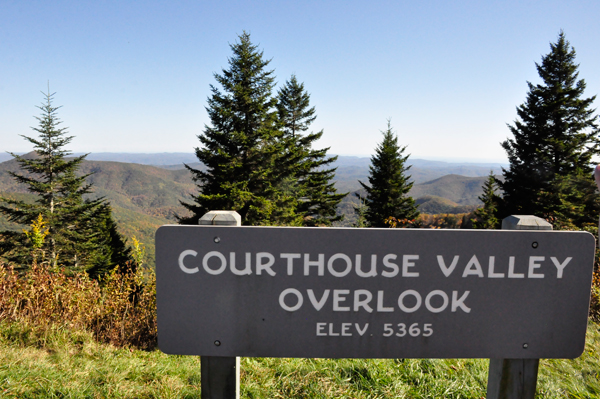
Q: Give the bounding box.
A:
[276,75,346,226]
[498,32,600,227]
[352,197,369,228]
[179,32,299,226]
[0,91,131,274]
[472,172,501,229]
[356,121,419,227]
[86,203,133,277]
[277,75,317,139]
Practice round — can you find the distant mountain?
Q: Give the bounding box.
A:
[415,195,479,214]
[67,153,505,189]
[74,152,199,166]
[335,173,493,226]
[410,174,491,205]
[0,154,197,267]
[1,153,499,265]
[332,156,505,192]
[112,153,504,192]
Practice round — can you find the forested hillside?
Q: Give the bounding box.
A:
[0,154,494,265]
[91,153,502,193]
[0,154,196,267]
[337,174,491,226]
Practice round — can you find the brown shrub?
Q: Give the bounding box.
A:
[0,263,156,349]
[591,268,600,323]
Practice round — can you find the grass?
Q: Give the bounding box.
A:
[1,321,599,398]
[0,323,202,398]
[0,260,598,397]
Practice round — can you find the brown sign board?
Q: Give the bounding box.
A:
[156,226,595,359]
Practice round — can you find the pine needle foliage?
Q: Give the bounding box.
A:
[472,172,501,229]
[357,121,419,227]
[179,32,299,226]
[277,74,317,139]
[179,33,343,226]
[277,75,346,226]
[0,91,131,275]
[498,32,600,228]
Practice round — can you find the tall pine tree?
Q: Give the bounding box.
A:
[179,32,299,226]
[498,32,600,227]
[357,121,419,227]
[276,75,346,226]
[0,91,131,274]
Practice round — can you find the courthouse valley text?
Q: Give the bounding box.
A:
[177,249,572,315]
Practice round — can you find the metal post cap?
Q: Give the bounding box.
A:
[501,215,553,230]
[198,210,242,226]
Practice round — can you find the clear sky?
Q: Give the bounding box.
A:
[1,0,599,162]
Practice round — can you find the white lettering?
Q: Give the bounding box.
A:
[333,289,350,311]
[528,256,545,278]
[342,323,352,336]
[398,290,422,313]
[551,257,572,278]
[280,253,301,275]
[355,254,377,277]
[178,250,199,274]
[328,323,339,336]
[381,254,399,277]
[202,251,227,275]
[425,290,449,313]
[279,288,303,312]
[316,322,327,336]
[327,253,352,277]
[437,255,459,277]
[229,252,251,275]
[508,256,524,278]
[256,252,276,276]
[377,290,394,312]
[462,255,484,278]
[354,290,373,313]
[304,253,325,276]
[402,255,419,277]
[355,323,369,336]
[451,291,471,313]
[307,289,330,311]
[487,256,504,278]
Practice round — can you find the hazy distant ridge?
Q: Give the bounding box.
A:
[0,154,498,265]
[67,152,504,192]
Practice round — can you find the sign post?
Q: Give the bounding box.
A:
[486,215,552,399]
[197,211,241,399]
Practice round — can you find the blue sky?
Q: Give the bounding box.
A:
[1,0,599,162]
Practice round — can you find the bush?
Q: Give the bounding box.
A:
[591,268,600,323]
[0,263,156,349]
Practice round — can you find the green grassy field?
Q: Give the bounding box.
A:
[1,321,599,398]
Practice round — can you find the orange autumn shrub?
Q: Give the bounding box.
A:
[0,263,156,349]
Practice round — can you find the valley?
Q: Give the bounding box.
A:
[0,152,504,267]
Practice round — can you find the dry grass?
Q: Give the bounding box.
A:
[0,263,156,349]
[591,268,600,323]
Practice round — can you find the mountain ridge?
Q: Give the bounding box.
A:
[0,154,493,266]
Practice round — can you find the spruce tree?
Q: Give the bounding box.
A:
[498,32,600,227]
[276,75,346,226]
[472,172,501,229]
[86,203,134,277]
[357,121,419,227]
[0,91,131,274]
[179,32,299,226]
[277,75,317,139]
